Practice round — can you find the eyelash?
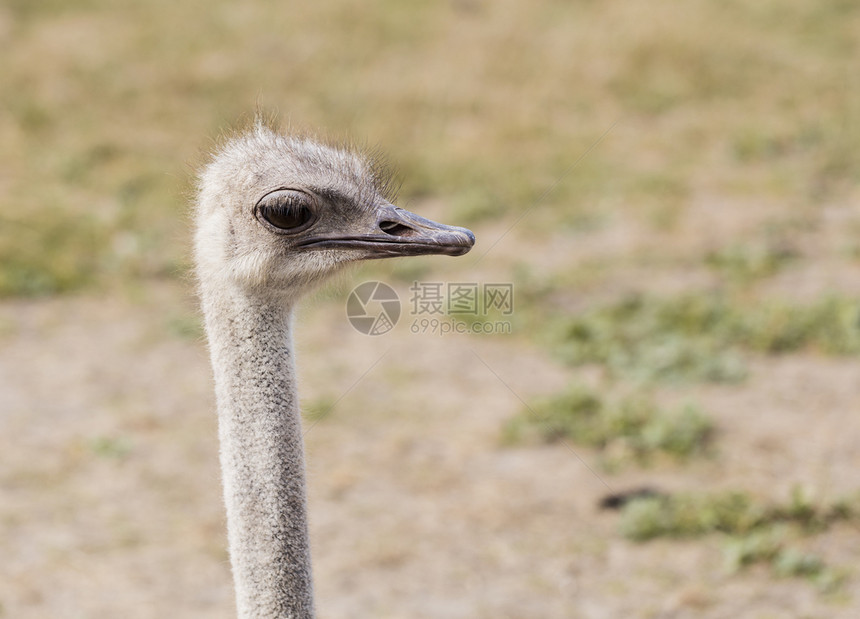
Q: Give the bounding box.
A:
[256,190,316,232]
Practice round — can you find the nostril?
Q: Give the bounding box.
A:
[379,221,416,237]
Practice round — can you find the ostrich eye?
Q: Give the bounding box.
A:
[256,190,315,232]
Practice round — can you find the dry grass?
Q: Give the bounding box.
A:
[1,0,858,294]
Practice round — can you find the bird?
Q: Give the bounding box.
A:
[193,121,475,618]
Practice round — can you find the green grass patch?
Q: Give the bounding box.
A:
[165,313,204,340]
[722,529,844,590]
[88,435,133,460]
[503,386,713,467]
[0,213,107,297]
[549,294,860,383]
[705,241,799,284]
[302,395,338,423]
[620,488,857,589]
[618,488,856,541]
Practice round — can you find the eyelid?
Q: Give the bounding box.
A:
[255,189,317,233]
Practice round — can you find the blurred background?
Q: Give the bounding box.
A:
[1,1,859,617]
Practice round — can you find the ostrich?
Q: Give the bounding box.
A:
[193,122,475,618]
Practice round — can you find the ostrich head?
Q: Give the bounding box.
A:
[194,124,475,297]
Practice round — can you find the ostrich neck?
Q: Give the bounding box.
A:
[201,284,314,619]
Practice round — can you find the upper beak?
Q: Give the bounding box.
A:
[298,204,475,257]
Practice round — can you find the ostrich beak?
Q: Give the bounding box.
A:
[298,204,475,257]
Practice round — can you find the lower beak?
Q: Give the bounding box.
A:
[298,205,475,257]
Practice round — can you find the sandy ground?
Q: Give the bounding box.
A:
[1,262,860,618]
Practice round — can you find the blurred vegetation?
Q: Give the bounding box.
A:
[620,487,859,541]
[87,435,133,460]
[504,385,713,468]
[546,294,860,383]
[704,241,799,285]
[301,395,338,423]
[1,0,859,295]
[722,530,840,588]
[620,488,859,588]
[165,313,205,340]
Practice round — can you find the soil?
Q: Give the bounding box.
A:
[2,271,859,618]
